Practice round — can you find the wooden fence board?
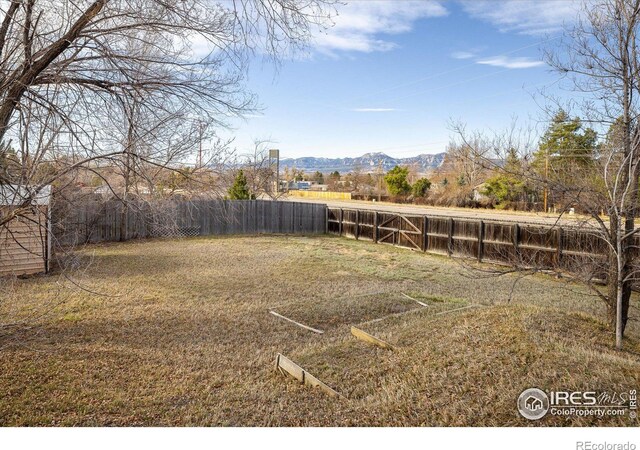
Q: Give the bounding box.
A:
[350,326,394,350]
[327,207,610,276]
[275,353,343,398]
[54,200,327,245]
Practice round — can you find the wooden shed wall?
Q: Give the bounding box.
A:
[0,206,48,276]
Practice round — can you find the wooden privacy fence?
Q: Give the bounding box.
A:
[54,200,327,246]
[328,208,615,277]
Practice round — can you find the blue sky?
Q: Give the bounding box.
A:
[223,0,581,159]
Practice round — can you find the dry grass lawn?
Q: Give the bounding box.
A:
[1,235,639,426]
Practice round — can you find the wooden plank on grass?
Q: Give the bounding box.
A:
[350,326,394,350]
[269,310,324,334]
[275,353,344,398]
[433,304,483,316]
[401,292,428,307]
[359,303,484,326]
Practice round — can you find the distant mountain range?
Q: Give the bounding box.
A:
[279,152,446,174]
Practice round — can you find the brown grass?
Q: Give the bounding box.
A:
[0,235,638,426]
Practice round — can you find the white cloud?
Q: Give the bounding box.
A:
[314,1,448,54]
[476,55,545,69]
[352,108,398,112]
[451,51,475,60]
[461,0,581,35]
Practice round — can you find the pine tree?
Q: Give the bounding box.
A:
[412,178,432,197]
[532,109,597,183]
[531,110,598,210]
[228,170,252,200]
[384,166,411,196]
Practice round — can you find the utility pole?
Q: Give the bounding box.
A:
[269,149,280,198]
[543,149,549,213]
[197,121,205,168]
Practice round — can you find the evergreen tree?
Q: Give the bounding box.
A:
[481,175,526,206]
[532,109,597,182]
[412,178,432,197]
[384,166,411,196]
[228,170,252,200]
[481,148,529,207]
[531,110,597,208]
[503,147,522,174]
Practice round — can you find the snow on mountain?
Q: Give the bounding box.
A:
[279,152,445,173]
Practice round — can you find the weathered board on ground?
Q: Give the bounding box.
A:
[269,310,324,334]
[275,353,343,398]
[350,326,394,350]
[401,292,428,307]
[358,303,483,326]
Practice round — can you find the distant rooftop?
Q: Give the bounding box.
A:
[0,184,51,206]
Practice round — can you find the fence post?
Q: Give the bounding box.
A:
[447,217,454,256]
[394,214,398,245]
[422,216,428,252]
[513,223,520,260]
[556,226,563,266]
[339,208,343,236]
[355,210,360,240]
[323,205,329,234]
[478,220,484,262]
[373,211,378,243]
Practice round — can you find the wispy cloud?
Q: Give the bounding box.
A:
[451,51,475,60]
[314,1,448,54]
[461,0,581,35]
[352,108,398,112]
[476,55,544,69]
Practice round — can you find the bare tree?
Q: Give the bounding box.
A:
[449,0,640,349]
[438,126,495,206]
[0,0,335,339]
[220,139,281,199]
[349,163,364,193]
[543,0,640,349]
[0,0,335,226]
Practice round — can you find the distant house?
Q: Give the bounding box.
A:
[93,183,151,197]
[93,184,112,196]
[287,181,311,190]
[472,183,489,202]
[309,184,329,192]
[0,185,51,276]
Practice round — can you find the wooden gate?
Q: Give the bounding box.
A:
[326,207,613,279]
[377,213,423,250]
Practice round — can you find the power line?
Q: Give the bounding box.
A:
[345,36,560,104]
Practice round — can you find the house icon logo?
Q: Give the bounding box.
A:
[525,395,543,411]
[517,388,550,420]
